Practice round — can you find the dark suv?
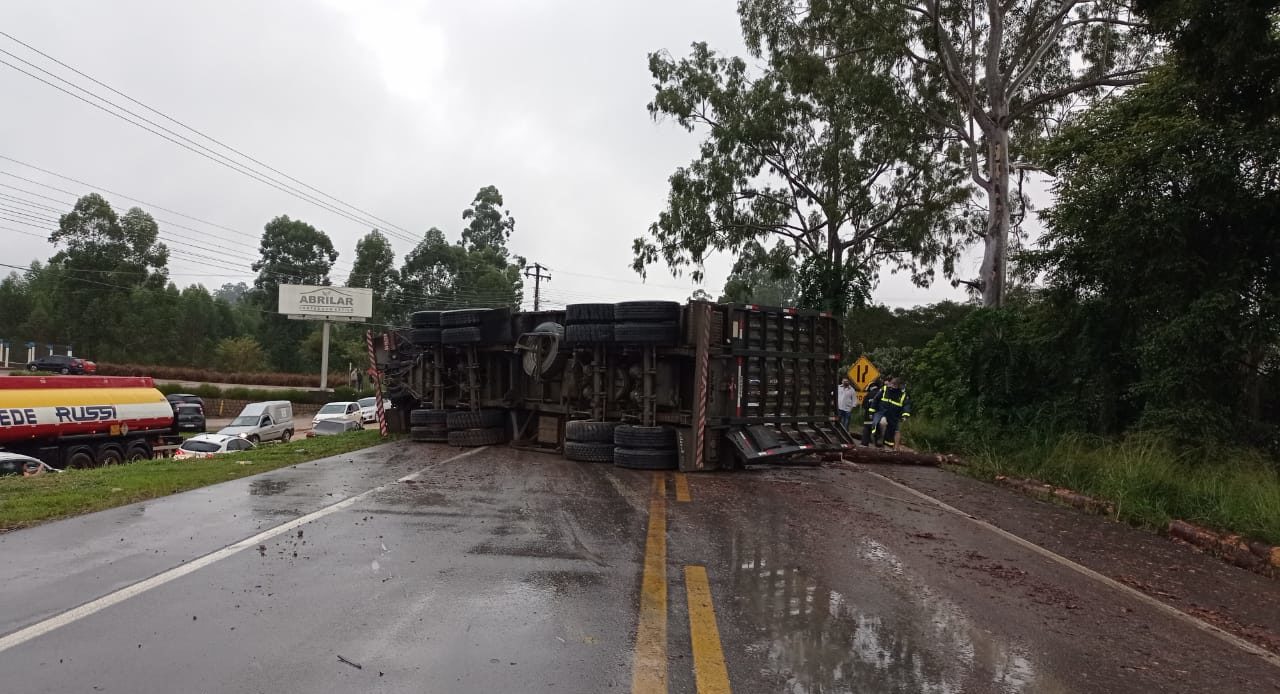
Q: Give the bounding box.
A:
[27,354,86,375]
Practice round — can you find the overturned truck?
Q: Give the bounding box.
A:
[376,300,855,471]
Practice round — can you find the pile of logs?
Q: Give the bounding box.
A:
[841,445,965,467]
[994,476,1117,516]
[1167,519,1280,578]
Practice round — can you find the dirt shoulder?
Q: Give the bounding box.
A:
[869,463,1280,657]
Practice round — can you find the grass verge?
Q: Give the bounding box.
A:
[906,419,1280,546]
[0,430,395,532]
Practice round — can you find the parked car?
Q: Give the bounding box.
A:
[26,354,86,375]
[307,419,363,437]
[313,401,362,428]
[80,359,97,374]
[357,397,379,424]
[173,403,206,433]
[217,401,294,444]
[0,451,46,476]
[166,393,205,409]
[174,433,255,460]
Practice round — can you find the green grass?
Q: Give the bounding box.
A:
[0,430,395,531]
[906,419,1280,545]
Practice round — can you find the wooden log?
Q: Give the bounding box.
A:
[842,446,961,466]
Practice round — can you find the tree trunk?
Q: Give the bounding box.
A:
[828,230,844,314]
[980,125,1011,308]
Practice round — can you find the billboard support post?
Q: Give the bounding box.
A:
[320,321,331,391]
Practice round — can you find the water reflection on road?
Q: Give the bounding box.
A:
[729,530,1062,693]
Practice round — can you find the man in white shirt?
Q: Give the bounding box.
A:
[837,378,858,431]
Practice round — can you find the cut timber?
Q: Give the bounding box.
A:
[842,446,961,466]
[1168,519,1278,577]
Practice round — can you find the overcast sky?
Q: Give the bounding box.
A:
[0,0,1000,311]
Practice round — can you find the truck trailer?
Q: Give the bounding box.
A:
[0,376,180,468]
[377,300,855,471]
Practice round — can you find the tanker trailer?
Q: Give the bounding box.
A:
[0,376,179,468]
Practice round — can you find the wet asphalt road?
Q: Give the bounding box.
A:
[0,442,1277,693]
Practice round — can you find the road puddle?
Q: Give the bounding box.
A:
[731,532,1054,693]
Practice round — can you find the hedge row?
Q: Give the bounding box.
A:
[154,381,368,405]
[95,363,350,388]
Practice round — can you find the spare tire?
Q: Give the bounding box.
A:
[614,424,677,449]
[565,420,617,443]
[447,427,505,447]
[447,409,505,430]
[564,441,614,463]
[442,326,484,344]
[410,409,448,427]
[614,322,680,345]
[411,311,442,328]
[566,303,614,324]
[614,301,680,323]
[565,323,613,345]
[614,447,678,470]
[411,327,442,345]
[441,309,487,328]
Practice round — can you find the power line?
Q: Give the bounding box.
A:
[0,30,418,241]
[0,51,416,245]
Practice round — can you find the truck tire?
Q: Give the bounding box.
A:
[65,446,94,469]
[95,444,124,466]
[566,303,614,324]
[125,441,151,462]
[446,409,505,430]
[614,447,678,470]
[565,323,613,344]
[441,309,486,328]
[442,326,484,345]
[565,420,617,443]
[614,425,677,449]
[411,310,442,328]
[410,426,448,443]
[614,322,679,345]
[614,301,680,323]
[447,427,505,447]
[410,409,448,427]
[564,440,614,463]
[411,327,442,345]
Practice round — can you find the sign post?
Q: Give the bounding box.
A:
[278,285,374,391]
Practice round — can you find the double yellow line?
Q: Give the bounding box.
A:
[631,473,731,694]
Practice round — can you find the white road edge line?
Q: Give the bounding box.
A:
[0,446,487,654]
[865,470,1280,670]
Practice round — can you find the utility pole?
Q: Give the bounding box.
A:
[523,263,551,311]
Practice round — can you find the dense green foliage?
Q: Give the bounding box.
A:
[2,186,524,374]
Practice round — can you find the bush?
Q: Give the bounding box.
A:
[213,337,265,372]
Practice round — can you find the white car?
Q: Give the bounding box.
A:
[357,396,380,424]
[0,451,46,476]
[175,433,256,460]
[313,401,363,428]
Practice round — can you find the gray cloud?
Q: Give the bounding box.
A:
[0,0,979,308]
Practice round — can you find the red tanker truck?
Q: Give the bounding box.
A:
[0,376,180,468]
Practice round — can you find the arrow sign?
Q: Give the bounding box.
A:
[846,355,880,398]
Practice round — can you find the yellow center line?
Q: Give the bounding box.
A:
[632,473,668,694]
[684,565,732,694]
[674,472,691,502]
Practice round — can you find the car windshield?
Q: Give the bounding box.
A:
[181,440,222,453]
[229,416,258,426]
[318,404,347,414]
[358,397,375,408]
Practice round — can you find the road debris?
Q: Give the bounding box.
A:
[336,654,362,670]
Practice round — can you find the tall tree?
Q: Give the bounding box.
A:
[399,227,462,311]
[867,0,1158,307]
[717,241,799,307]
[213,281,250,304]
[46,194,169,358]
[634,1,967,313]
[461,186,516,255]
[250,215,336,372]
[347,229,399,324]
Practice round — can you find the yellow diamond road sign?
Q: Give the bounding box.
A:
[847,355,879,396]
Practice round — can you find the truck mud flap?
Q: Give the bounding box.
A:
[724,422,856,465]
